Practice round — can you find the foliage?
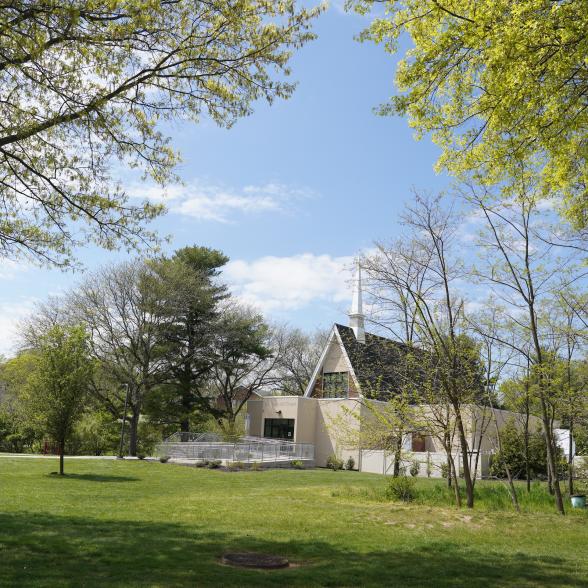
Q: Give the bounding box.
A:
[143,246,230,432]
[385,476,417,502]
[409,461,420,477]
[346,456,356,471]
[0,1,320,266]
[350,0,588,226]
[24,325,94,474]
[326,455,344,471]
[250,461,263,471]
[206,460,222,469]
[68,410,120,456]
[290,459,304,469]
[159,456,169,463]
[489,420,564,480]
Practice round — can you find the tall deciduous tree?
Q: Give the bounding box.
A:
[69,261,165,455]
[350,0,588,227]
[25,325,93,474]
[206,306,283,438]
[0,1,319,266]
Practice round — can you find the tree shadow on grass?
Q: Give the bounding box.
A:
[46,473,139,483]
[0,511,584,588]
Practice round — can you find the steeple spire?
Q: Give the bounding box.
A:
[349,260,365,343]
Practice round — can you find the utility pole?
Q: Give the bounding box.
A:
[118,384,130,459]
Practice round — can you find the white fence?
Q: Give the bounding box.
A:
[359,450,490,478]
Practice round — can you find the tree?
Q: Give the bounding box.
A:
[69,260,165,455]
[363,193,485,508]
[275,327,328,395]
[205,306,283,438]
[145,246,229,432]
[0,1,320,266]
[350,0,588,227]
[466,179,587,513]
[25,325,93,474]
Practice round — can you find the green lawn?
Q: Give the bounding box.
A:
[1,458,587,587]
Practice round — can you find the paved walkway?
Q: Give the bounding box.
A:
[0,453,137,460]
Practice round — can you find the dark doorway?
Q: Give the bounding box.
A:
[264,418,295,440]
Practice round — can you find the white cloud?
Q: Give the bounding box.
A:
[0,298,38,357]
[129,179,317,223]
[225,253,354,313]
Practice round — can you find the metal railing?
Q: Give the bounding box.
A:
[157,433,314,466]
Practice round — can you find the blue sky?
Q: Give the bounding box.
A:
[0,4,451,355]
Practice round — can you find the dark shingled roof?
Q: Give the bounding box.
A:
[334,324,422,401]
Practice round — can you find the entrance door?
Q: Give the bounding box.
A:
[264,418,295,440]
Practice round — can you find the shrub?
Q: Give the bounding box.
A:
[326,455,344,471]
[290,459,304,469]
[345,456,356,471]
[409,460,420,477]
[225,462,240,471]
[489,419,566,480]
[250,461,263,471]
[207,459,222,469]
[159,456,169,463]
[440,462,449,479]
[385,476,417,502]
[195,460,208,468]
[137,454,146,460]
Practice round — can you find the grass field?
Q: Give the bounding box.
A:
[1,458,587,587]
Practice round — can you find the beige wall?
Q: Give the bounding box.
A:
[246,396,543,473]
[322,339,349,373]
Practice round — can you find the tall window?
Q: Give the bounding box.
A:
[322,372,348,398]
[264,418,295,440]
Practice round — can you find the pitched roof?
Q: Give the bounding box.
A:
[334,323,420,401]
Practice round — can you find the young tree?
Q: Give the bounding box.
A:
[349,0,588,227]
[363,193,485,507]
[25,325,93,474]
[466,179,587,513]
[0,1,320,266]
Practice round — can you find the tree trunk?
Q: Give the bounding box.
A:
[541,408,565,514]
[128,410,140,456]
[59,441,65,475]
[448,454,461,508]
[454,408,475,508]
[393,437,402,477]
[568,416,574,496]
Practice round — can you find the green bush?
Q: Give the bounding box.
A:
[195,460,208,468]
[489,420,565,480]
[207,459,222,469]
[440,462,449,479]
[345,456,356,471]
[385,476,417,502]
[159,456,169,463]
[409,460,420,477]
[290,459,304,469]
[326,455,344,471]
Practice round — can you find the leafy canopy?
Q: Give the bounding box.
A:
[350,0,588,226]
[0,1,319,266]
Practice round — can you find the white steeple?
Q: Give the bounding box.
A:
[349,260,366,343]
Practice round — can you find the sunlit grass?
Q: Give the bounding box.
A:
[1,458,587,587]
